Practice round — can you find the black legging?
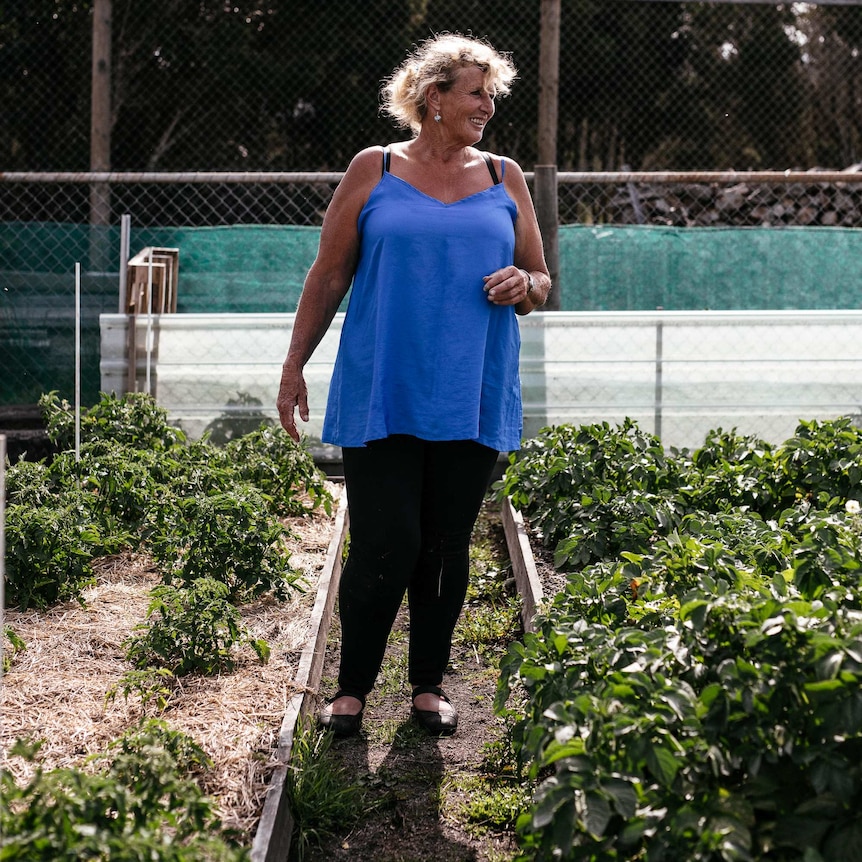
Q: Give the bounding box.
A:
[336,435,499,698]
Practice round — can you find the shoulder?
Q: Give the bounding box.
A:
[496,154,527,185]
[479,151,526,185]
[342,146,387,185]
[329,147,386,212]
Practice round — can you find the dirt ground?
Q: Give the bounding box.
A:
[299,500,534,862]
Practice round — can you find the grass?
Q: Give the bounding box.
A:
[284,719,373,861]
[445,772,530,832]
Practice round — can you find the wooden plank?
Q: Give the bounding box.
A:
[250,486,349,862]
[501,497,544,633]
[126,248,179,314]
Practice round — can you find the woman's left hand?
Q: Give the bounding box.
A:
[482,266,532,306]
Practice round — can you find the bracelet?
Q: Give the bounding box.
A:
[523,270,536,299]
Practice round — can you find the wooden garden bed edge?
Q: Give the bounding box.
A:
[250,484,349,862]
[501,497,544,634]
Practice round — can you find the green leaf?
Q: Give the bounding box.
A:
[646,743,680,788]
[584,790,612,838]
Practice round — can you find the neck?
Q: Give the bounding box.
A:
[411,129,473,165]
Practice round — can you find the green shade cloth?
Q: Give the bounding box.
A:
[2,221,861,405]
[559,225,862,311]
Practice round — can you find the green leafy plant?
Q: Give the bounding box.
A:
[496,419,675,551]
[203,391,275,445]
[144,486,302,600]
[7,393,332,607]
[123,578,270,676]
[40,390,187,452]
[496,416,862,862]
[3,501,100,610]
[5,393,320,610]
[225,424,333,517]
[106,667,177,712]
[1,723,246,861]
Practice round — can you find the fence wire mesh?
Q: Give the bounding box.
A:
[3,0,862,448]
[5,1,862,173]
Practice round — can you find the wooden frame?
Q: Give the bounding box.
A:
[125,247,179,393]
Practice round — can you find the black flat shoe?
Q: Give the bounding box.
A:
[411,685,458,735]
[318,691,365,738]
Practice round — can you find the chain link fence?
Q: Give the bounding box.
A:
[3,1,862,448]
[5,1,862,173]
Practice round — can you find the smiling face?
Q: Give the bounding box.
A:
[434,65,496,144]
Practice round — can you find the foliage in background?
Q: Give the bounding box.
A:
[3,392,331,611]
[4,1,862,173]
[496,416,862,862]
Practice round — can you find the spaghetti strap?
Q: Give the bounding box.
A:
[482,152,501,185]
[382,146,391,176]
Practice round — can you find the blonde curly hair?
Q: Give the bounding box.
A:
[381,33,517,133]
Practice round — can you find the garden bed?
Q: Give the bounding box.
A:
[1,483,342,843]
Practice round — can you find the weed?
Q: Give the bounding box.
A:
[377,645,409,697]
[366,717,405,746]
[444,772,529,833]
[285,721,372,861]
[106,667,177,712]
[455,601,521,656]
[2,626,25,672]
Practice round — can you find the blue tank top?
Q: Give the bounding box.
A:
[322,153,522,451]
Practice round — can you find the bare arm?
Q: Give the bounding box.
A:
[277,147,382,439]
[483,156,552,315]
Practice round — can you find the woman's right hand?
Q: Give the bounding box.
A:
[276,362,309,441]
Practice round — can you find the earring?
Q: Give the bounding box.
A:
[434,112,441,123]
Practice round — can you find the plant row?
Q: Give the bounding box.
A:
[2,391,333,860]
[495,417,862,862]
[5,391,331,612]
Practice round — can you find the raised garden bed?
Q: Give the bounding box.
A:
[1,486,343,852]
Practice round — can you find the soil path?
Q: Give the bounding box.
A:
[301,500,522,862]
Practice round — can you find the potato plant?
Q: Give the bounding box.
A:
[4,392,331,610]
[496,417,862,862]
[1,722,247,861]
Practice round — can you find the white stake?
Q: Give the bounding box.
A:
[146,250,154,395]
[75,262,81,462]
[1,434,6,681]
[118,214,131,313]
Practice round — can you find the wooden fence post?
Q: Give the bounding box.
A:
[534,165,560,310]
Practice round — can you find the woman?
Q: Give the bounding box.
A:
[276,33,550,737]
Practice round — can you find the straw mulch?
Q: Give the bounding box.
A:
[1,483,339,838]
